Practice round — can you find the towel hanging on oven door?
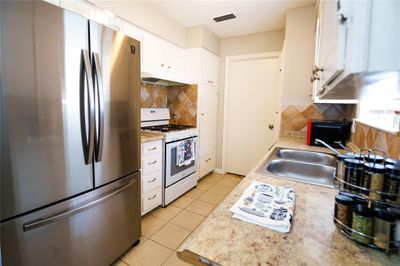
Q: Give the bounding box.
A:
[176,139,195,167]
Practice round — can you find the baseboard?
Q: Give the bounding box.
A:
[213,168,226,174]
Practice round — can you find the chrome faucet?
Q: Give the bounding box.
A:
[315,139,341,155]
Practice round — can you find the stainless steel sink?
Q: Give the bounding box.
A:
[256,147,337,188]
[276,149,337,167]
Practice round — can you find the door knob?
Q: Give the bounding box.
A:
[269,124,274,130]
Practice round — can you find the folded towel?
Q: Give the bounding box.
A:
[176,139,195,167]
[229,181,295,233]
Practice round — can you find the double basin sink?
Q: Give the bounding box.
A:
[256,147,337,188]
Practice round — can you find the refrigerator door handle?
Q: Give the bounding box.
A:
[92,52,104,162]
[23,177,137,232]
[80,49,95,164]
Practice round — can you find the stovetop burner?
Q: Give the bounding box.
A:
[141,124,195,133]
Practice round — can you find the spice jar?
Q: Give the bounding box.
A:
[334,195,353,229]
[387,207,400,254]
[382,164,400,203]
[362,163,385,200]
[385,158,395,165]
[352,204,373,245]
[344,159,364,192]
[364,154,384,164]
[336,154,350,188]
[373,208,396,250]
[339,191,367,205]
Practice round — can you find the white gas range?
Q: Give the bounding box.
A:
[141,108,199,206]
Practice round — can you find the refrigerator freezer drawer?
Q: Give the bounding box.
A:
[0,173,141,266]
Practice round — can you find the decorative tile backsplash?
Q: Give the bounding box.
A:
[168,84,198,126]
[351,121,400,160]
[140,83,168,108]
[140,83,198,126]
[280,103,356,138]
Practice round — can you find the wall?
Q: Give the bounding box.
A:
[89,0,186,47]
[140,83,198,126]
[215,30,285,169]
[278,5,357,138]
[351,121,400,160]
[281,5,315,106]
[186,25,220,55]
[280,104,356,138]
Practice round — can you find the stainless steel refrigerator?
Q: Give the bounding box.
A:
[0,1,141,265]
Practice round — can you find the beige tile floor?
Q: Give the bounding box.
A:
[114,172,242,266]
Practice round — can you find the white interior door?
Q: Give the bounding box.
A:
[224,53,280,175]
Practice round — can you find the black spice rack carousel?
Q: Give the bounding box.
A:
[332,149,400,254]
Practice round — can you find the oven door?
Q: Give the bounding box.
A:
[165,137,198,187]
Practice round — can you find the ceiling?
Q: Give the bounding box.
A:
[143,0,315,38]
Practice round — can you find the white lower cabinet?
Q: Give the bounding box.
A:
[142,187,162,214]
[141,140,162,215]
[199,152,215,178]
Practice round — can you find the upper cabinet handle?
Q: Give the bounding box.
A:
[337,13,347,24]
[312,65,324,74]
[148,147,157,151]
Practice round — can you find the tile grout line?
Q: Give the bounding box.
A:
[122,173,240,266]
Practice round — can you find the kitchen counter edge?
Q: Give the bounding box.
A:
[177,137,399,266]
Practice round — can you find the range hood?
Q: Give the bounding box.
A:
[141,71,190,86]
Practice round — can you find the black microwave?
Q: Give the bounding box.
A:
[307,120,352,148]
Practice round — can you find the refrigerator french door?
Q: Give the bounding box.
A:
[0,1,141,265]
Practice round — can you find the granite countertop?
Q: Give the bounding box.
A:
[140,131,165,143]
[177,137,400,265]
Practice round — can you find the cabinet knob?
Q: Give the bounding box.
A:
[310,74,320,83]
[161,63,164,67]
[268,124,274,130]
[168,66,171,69]
[337,13,347,24]
[312,65,324,74]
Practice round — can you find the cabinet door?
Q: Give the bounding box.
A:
[199,152,215,178]
[201,51,218,86]
[165,42,184,74]
[142,32,165,72]
[199,85,218,158]
[316,0,343,92]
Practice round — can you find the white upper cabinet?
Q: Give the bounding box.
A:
[165,42,184,74]
[185,48,218,86]
[142,31,185,80]
[201,51,219,86]
[312,0,400,101]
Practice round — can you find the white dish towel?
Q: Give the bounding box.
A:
[176,139,195,167]
[230,181,296,233]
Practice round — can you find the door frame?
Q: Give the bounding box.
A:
[221,52,282,174]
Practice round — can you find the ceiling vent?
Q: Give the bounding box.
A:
[213,13,236,22]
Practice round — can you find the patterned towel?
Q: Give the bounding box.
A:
[176,139,195,167]
[230,181,296,233]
